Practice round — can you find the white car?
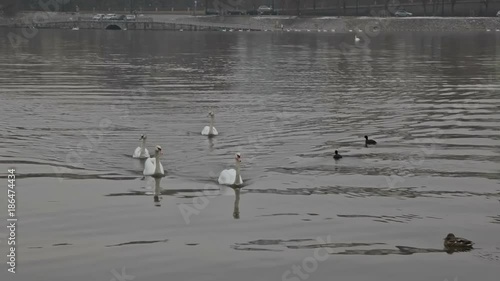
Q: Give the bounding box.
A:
[92,14,104,20]
[125,15,136,20]
[103,14,118,20]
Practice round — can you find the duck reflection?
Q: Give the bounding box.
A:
[232,187,241,219]
[153,176,162,207]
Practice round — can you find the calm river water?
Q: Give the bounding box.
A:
[0,29,499,281]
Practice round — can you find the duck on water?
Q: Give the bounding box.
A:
[444,233,474,251]
[333,150,342,160]
[364,135,377,147]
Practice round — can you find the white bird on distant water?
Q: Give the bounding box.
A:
[201,111,219,137]
[355,35,361,42]
[133,134,150,158]
[143,145,164,177]
[218,153,243,186]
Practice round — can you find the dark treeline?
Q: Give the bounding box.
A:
[2,1,499,17]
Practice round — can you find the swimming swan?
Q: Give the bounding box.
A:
[143,145,165,177]
[133,134,150,158]
[201,111,219,136]
[218,153,243,186]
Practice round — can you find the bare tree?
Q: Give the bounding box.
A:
[384,0,390,16]
[0,0,19,16]
[483,0,489,16]
[432,0,438,16]
[450,0,456,16]
[421,0,428,16]
[441,0,445,16]
[356,0,359,15]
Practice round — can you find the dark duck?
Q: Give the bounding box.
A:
[333,150,342,160]
[364,135,377,147]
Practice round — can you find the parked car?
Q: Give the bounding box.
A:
[394,9,412,17]
[257,5,273,15]
[246,9,258,15]
[125,15,136,20]
[103,14,118,20]
[205,9,219,15]
[92,14,104,20]
[227,10,245,15]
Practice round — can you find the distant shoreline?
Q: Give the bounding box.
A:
[2,12,500,32]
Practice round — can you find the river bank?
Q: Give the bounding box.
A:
[2,12,500,32]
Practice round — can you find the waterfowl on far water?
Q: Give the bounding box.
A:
[133,134,150,158]
[143,145,165,177]
[201,111,219,137]
[333,150,342,160]
[218,153,243,186]
[364,135,377,147]
[443,233,474,251]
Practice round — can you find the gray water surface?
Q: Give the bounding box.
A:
[0,29,499,281]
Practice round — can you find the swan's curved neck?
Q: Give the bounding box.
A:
[154,152,161,174]
[234,160,241,185]
[140,138,146,153]
[209,115,214,134]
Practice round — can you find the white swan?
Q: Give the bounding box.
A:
[133,134,150,158]
[355,35,361,42]
[143,145,165,177]
[201,111,219,136]
[218,153,243,186]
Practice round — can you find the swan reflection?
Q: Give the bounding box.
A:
[207,137,215,151]
[153,177,162,207]
[232,187,241,219]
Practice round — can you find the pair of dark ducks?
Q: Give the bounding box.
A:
[333,135,377,160]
